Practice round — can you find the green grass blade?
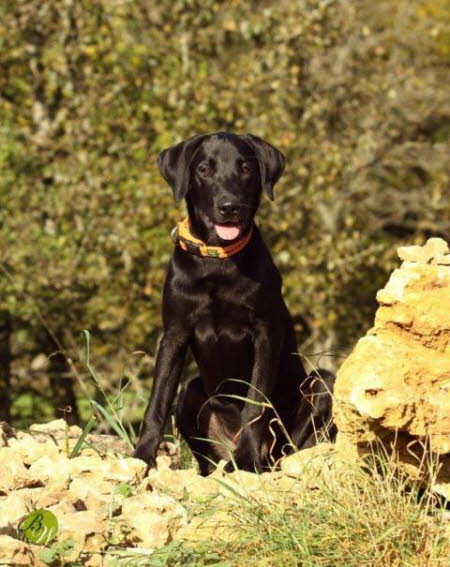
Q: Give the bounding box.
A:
[70,415,98,458]
[90,400,133,449]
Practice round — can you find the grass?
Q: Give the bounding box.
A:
[147,453,449,567]
[82,329,135,450]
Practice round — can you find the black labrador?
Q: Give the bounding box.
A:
[134,132,335,475]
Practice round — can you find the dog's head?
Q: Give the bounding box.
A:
[157,132,285,243]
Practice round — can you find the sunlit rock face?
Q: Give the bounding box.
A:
[334,238,450,498]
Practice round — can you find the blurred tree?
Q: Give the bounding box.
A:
[0,311,12,421]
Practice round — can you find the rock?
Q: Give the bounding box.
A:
[28,454,73,487]
[280,443,338,488]
[103,457,147,484]
[68,477,118,511]
[139,455,199,499]
[182,471,223,504]
[30,487,69,510]
[334,238,450,493]
[83,553,105,566]
[0,423,17,447]
[7,437,60,466]
[68,454,106,477]
[0,448,42,493]
[0,535,43,566]
[177,509,236,543]
[81,433,132,456]
[433,478,450,502]
[0,493,30,537]
[57,510,109,561]
[397,237,449,265]
[30,419,82,438]
[120,492,188,549]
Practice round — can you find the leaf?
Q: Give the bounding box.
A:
[38,548,58,564]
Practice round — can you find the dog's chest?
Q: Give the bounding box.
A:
[190,277,256,344]
[191,296,255,374]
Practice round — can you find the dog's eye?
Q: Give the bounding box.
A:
[198,163,210,175]
[241,163,251,175]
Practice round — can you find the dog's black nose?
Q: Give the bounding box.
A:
[218,201,240,219]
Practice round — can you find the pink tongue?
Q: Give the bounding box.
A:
[214,224,240,240]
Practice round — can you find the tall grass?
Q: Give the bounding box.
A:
[76,330,185,460]
[80,329,135,450]
[225,461,447,566]
[146,452,448,567]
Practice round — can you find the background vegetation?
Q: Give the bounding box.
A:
[1,0,449,429]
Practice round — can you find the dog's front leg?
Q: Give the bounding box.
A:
[226,323,283,473]
[133,331,189,468]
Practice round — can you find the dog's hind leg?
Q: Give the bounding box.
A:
[176,376,240,476]
[176,376,212,475]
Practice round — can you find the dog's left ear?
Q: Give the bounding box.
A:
[157,134,208,201]
[242,134,285,200]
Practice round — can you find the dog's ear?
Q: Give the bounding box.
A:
[157,134,208,201]
[242,134,285,200]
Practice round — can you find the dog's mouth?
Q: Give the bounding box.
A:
[214,223,241,241]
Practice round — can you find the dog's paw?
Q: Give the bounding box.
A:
[132,445,157,470]
[223,454,263,474]
[223,460,236,473]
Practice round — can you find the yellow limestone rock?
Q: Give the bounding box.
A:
[0,422,17,448]
[334,238,450,491]
[30,419,83,438]
[57,510,109,561]
[27,454,73,486]
[68,477,118,511]
[0,492,30,537]
[7,437,60,466]
[120,491,188,549]
[102,457,147,484]
[0,448,42,493]
[139,455,200,499]
[0,535,43,566]
[280,443,339,488]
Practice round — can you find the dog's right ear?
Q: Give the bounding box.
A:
[157,134,208,201]
[241,134,285,200]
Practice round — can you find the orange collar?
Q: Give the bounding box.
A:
[173,218,253,258]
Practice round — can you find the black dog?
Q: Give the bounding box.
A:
[134,132,335,475]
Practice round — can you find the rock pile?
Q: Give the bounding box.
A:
[334,238,450,499]
[0,419,193,565]
[0,419,336,566]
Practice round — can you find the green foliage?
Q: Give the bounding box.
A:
[115,482,134,498]
[0,0,449,425]
[109,541,233,567]
[39,539,75,566]
[82,330,135,447]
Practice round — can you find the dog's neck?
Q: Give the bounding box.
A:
[175,217,254,259]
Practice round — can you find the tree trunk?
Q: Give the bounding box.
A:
[0,310,12,422]
[48,349,80,425]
